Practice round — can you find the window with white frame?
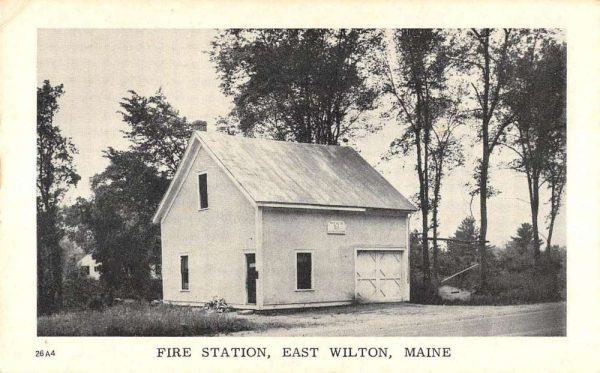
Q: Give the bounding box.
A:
[296,252,313,290]
[198,172,208,209]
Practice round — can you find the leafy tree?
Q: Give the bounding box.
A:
[61,197,96,254]
[58,236,85,280]
[437,216,495,290]
[510,223,535,253]
[429,103,465,281]
[37,81,81,212]
[61,265,104,311]
[64,90,204,300]
[210,29,385,144]
[37,80,80,314]
[445,216,480,271]
[501,222,544,272]
[458,29,517,289]
[383,29,456,287]
[83,149,169,299]
[502,33,566,262]
[118,89,207,178]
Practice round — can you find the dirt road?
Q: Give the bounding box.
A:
[233,302,565,336]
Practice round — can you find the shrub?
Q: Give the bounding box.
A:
[62,269,104,311]
[107,278,162,303]
[471,270,562,305]
[147,278,163,301]
[61,267,163,312]
[86,296,105,311]
[409,279,442,305]
[409,247,566,306]
[409,219,566,306]
[204,297,232,313]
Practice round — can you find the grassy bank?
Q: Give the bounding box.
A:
[38,303,263,336]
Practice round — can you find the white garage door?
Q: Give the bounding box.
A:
[356,250,404,303]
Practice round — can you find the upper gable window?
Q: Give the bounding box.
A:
[198,172,208,209]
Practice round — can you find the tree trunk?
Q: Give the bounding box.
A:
[51,239,63,311]
[421,208,431,289]
[37,209,62,315]
[37,244,47,315]
[478,29,491,292]
[431,166,441,285]
[546,211,556,252]
[422,158,431,289]
[530,177,541,264]
[431,207,439,285]
[546,177,563,253]
[415,130,431,290]
[478,153,489,291]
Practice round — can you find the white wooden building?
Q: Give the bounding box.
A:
[77,254,101,280]
[152,132,416,310]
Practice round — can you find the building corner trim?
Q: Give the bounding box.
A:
[255,206,264,309]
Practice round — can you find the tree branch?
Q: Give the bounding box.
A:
[384,56,416,128]
[489,115,515,152]
[471,83,484,108]
[497,141,524,158]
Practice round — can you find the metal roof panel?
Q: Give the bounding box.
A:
[198,132,416,211]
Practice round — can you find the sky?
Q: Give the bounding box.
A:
[37,29,566,248]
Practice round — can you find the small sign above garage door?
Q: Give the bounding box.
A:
[355,249,405,303]
[327,221,346,235]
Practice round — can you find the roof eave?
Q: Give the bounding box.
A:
[256,202,366,212]
[256,201,417,213]
[151,132,202,224]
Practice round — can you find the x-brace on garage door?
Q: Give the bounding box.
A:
[355,249,405,303]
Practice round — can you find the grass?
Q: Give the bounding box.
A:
[38,303,266,336]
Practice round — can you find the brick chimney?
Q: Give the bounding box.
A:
[192,120,207,132]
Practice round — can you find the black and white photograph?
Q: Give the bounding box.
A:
[35,28,567,337]
[2,1,600,372]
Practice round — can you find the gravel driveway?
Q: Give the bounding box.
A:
[231,302,566,336]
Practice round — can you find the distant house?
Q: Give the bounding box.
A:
[76,254,160,281]
[152,132,417,310]
[77,254,101,280]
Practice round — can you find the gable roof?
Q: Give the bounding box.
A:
[77,254,97,266]
[152,132,416,223]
